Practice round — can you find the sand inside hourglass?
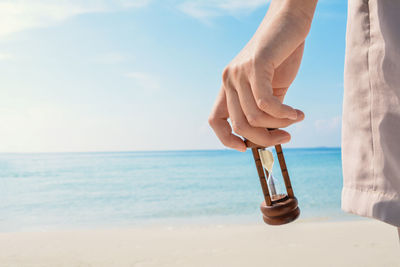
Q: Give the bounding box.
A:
[271,194,287,201]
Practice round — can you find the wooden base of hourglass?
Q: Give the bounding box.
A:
[245,139,300,226]
[260,195,300,225]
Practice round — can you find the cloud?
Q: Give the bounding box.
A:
[314,116,341,133]
[179,2,219,20]
[0,0,150,37]
[96,52,127,64]
[118,0,150,8]
[0,0,270,35]
[178,0,269,21]
[125,71,160,90]
[0,53,13,60]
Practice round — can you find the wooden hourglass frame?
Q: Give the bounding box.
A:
[245,140,300,225]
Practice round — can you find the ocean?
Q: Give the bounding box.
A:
[0,148,357,232]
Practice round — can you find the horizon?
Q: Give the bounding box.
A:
[0,146,341,154]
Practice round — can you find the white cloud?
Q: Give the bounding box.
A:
[217,0,269,13]
[0,0,150,37]
[179,2,219,20]
[118,0,150,8]
[96,52,127,64]
[125,71,160,90]
[315,116,341,132]
[178,0,269,21]
[0,53,12,60]
[0,0,268,36]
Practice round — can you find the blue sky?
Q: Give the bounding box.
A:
[0,0,347,152]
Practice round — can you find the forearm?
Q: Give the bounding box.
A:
[265,0,318,36]
[284,0,318,24]
[252,0,286,39]
[251,0,318,66]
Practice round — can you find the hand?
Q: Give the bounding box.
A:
[209,0,317,152]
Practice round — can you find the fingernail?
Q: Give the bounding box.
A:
[279,134,291,144]
[288,111,297,120]
[296,110,305,120]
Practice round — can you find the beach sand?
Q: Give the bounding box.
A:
[0,220,398,267]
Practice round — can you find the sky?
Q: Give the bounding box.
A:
[0,0,347,152]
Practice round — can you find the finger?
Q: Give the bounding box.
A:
[225,86,291,147]
[235,82,303,128]
[273,87,289,103]
[208,88,247,152]
[272,87,305,123]
[250,74,298,120]
[250,109,304,128]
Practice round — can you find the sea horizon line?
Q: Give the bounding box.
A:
[0,146,341,155]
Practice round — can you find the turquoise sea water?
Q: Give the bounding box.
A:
[0,148,355,232]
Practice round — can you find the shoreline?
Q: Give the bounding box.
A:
[0,212,364,233]
[0,219,398,267]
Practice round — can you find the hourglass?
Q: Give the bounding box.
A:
[245,139,300,225]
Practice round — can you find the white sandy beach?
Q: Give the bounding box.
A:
[0,219,398,267]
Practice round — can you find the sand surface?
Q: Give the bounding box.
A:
[0,220,399,267]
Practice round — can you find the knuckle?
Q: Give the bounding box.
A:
[231,65,240,76]
[273,87,288,97]
[231,121,247,135]
[256,98,270,110]
[222,67,231,85]
[218,132,233,147]
[246,114,262,127]
[222,65,243,87]
[208,115,216,127]
[221,138,233,148]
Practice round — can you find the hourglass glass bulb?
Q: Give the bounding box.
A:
[267,173,285,200]
[259,148,274,172]
[259,148,285,201]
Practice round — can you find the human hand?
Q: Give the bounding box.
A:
[209,0,317,152]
